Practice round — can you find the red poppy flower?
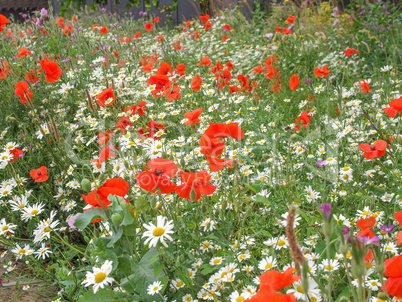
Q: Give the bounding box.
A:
[0,61,10,79]
[98,130,114,146]
[345,48,358,56]
[145,22,154,32]
[39,57,62,83]
[173,40,182,50]
[136,159,178,194]
[356,217,376,239]
[191,74,203,91]
[165,84,182,102]
[282,28,291,35]
[289,74,299,91]
[248,267,299,302]
[384,255,402,297]
[276,25,281,32]
[358,79,371,94]
[314,64,330,77]
[174,63,186,76]
[157,62,172,75]
[384,96,402,118]
[15,81,33,104]
[197,56,211,66]
[0,14,9,32]
[210,60,224,74]
[199,14,209,23]
[225,61,233,70]
[223,24,231,31]
[25,68,39,84]
[359,140,387,159]
[116,116,133,133]
[9,147,24,162]
[176,171,216,201]
[253,65,264,73]
[147,74,172,96]
[90,145,116,169]
[185,20,191,27]
[287,15,296,23]
[394,211,402,245]
[184,108,203,126]
[247,290,296,302]
[82,178,129,208]
[215,70,231,89]
[200,135,225,157]
[153,16,159,23]
[100,26,108,34]
[134,31,141,39]
[294,110,312,130]
[30,166,49,182]
[137,101,147,116]
[204,122,244,140]
[96,88,116,107]
[205,22,212,31]
[206,156,235,172]
[16,48,31,58]
[222,35,229,42]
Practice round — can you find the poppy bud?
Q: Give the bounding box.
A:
[190,187,197,202]
[111,213,122,226]
[351,259,365,279]
[340,242,348,256]
[5,116,16,122]
[81,178,91,193]
[376,262,385,275]
[84,236,90,242]
[377,292,388,300]
[290,134,300,141]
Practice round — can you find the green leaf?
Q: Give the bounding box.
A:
[244,184,257,193]
[74,208,106,230]
[336,286,353,302]
[107,228,123,248]
[121,212,134,226]
[77,289,120,301]
[255,195,270,205]
[121,249,164,301]
[118,255,133,275]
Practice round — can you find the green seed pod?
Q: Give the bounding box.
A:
[290,134,300,141]
[111,213,122,226]
[81,178,91,193]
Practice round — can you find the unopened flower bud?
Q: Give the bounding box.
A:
[111,213,122,226]
[377,292,388,301]
[81,178,91,193]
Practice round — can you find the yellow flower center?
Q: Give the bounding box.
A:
[362,211,370,215]
[176,281,183,287]
[18,249,26,255]
[19,204,25,209]
[2,226,8,231]
[44,227,51,232]
[325,265,334,270]
[31,210,38,215]
[265,263,272,269]
[153,227,164,237]
[213,259,220,264]
[297,285,304,293]
[203,242,210,249]
[2,190,9,195]
[94,272,106,283]
[311,298,317,302]
[236,297,244,302]
[278,240,286,246]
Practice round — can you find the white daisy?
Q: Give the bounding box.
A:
[142,216,174,248]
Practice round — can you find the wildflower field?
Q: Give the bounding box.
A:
[0,1,401,301]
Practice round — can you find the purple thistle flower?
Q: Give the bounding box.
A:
[305,78,311,85]
[315,160,327,167]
